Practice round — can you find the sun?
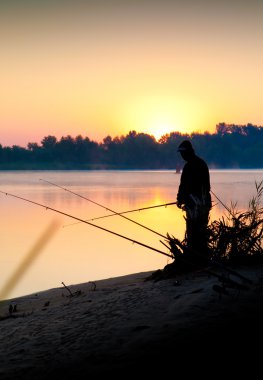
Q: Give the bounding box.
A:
[143,119,176,140]
[116,94,182,139]
[113,93,208,140]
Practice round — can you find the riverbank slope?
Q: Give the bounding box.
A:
[1,264,263,378]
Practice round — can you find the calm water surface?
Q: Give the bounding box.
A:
[0,170,262,299]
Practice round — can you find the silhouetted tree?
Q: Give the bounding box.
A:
[40,135,58,162]
[41,135,57,149]
[0,124,262,169]
[119,131,159,168]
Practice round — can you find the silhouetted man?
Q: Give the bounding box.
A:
[177,140,211,262]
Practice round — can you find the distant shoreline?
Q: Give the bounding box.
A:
[0,166,263,171]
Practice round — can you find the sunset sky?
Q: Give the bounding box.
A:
[1,0,263,147]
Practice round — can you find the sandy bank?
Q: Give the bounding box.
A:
[1,264,263,378]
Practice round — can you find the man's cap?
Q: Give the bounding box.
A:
[177,140,194,153]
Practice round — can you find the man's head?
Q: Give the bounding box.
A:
[177,140,195,161]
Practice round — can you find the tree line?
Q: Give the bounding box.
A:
[0,123,262,169]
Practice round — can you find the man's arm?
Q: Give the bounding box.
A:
[177,167,187,207]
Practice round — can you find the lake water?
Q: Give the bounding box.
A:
[0,169,262,300]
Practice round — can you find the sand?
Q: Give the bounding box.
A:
[1,263,263,378]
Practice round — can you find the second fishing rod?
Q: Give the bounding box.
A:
[63,201,178,228]
[40,179,167,239]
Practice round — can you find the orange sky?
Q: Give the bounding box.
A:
[1,0,263,147]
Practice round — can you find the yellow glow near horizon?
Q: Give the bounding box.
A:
[0,1,263,146]
[114,94,208,140]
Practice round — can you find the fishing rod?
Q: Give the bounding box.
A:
[62,188,241,229]
[40,179,167,239]
[1,189,252,287]
[0,190,173,259]
[63,201,178,228]
[211,190,236,217]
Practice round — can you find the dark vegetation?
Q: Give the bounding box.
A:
[149,181,263,282]
[207,180,263,265]
[0,123,262,169]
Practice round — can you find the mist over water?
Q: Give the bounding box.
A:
[0,169,262,299]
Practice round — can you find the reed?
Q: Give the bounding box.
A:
[207,180,263,265]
